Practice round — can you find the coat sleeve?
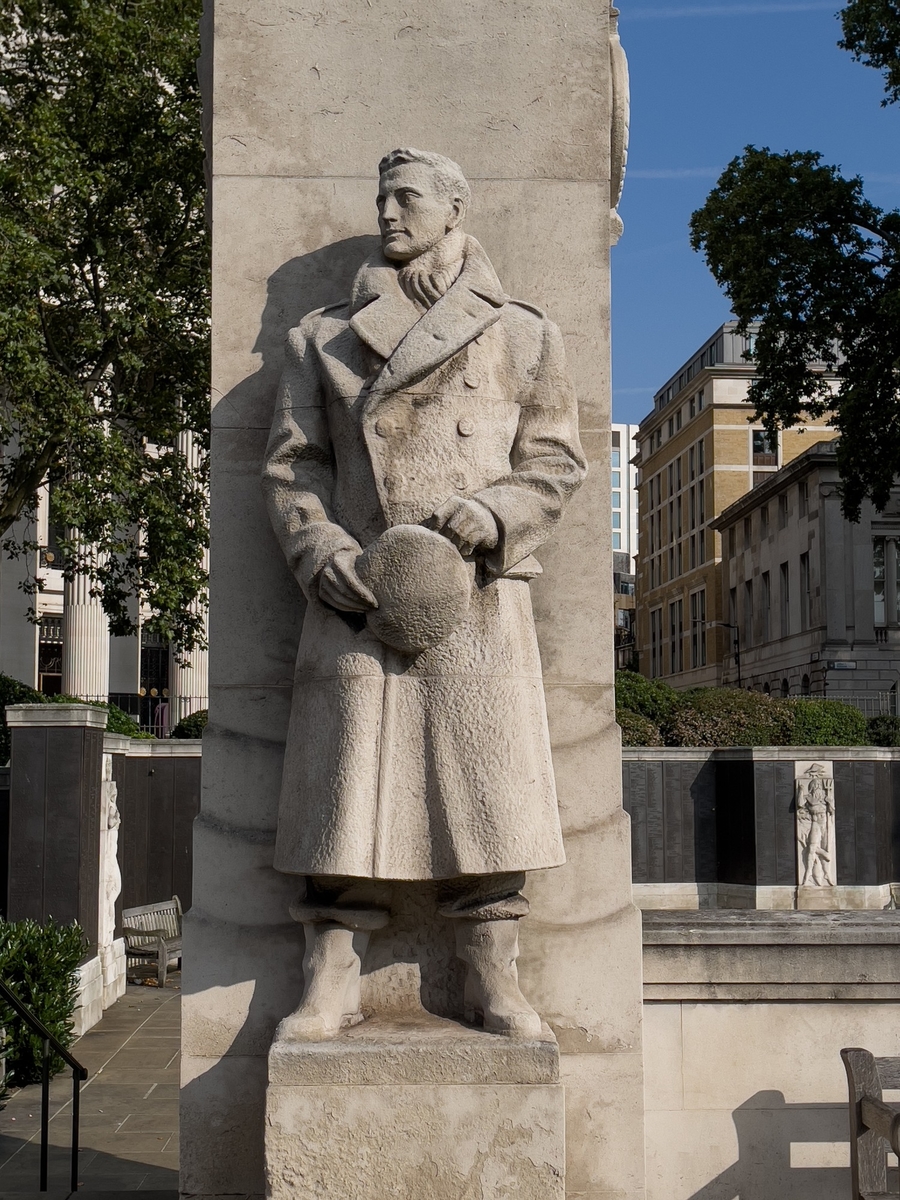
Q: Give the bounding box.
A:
[261,321,362,600]
[473,317,588,574]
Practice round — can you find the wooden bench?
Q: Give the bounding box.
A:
[842,1048,900,1200]
[122,897,183,988]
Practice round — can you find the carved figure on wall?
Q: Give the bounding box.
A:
[263,148,587,1041]
[796,762,836,887]
[100,778,122,949]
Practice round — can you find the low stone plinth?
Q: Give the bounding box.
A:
[265,1013,564,1200]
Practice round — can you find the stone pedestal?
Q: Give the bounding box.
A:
[266,1016,564,1200]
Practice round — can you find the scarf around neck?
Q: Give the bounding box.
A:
[395,228,466,309]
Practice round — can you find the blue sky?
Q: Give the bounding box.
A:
[612,1,900,426]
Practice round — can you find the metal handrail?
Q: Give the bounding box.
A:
[0,977,87,1193]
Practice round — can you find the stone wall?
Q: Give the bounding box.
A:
[642,910,900,1200]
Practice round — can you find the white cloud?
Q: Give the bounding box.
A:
[625,3,838,19]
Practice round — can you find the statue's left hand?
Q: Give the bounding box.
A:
[428,496,499,557]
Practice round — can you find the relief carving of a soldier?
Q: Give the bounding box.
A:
[262,148,586,1040]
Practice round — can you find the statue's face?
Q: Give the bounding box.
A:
[377,163,462,262]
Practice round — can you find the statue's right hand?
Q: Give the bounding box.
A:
[318,548,378,613]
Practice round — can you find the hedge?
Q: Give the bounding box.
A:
[615,671,878,748]
[0,919,86,1085]
[171,708,208,739]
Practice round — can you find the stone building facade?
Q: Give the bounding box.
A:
[713,440,900,708]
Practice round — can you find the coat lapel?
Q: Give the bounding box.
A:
[349,237,508,400]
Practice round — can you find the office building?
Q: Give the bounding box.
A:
[634,322,837,686]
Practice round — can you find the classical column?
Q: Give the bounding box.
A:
[886,537,898,628]
[62,548,110,702]
[169,622,209,728]
[168,429,209,728]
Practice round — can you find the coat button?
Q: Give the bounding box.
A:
[452,472,468,491]
[374,419,389,437]
[457,418,475,437]
[463,374,479,388]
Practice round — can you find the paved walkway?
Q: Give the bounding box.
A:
[0,980,180,1197]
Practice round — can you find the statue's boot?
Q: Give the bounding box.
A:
[277,901,389,1042]
[454,918,542,1039]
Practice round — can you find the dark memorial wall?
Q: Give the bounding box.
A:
[623,752,900,888]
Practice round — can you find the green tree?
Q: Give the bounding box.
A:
[689,1,900,519]
[0,0,208,648]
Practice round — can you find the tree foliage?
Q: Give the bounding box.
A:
[0,0,208,647]
[689,3,900,518]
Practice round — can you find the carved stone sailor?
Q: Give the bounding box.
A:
[262,148,587,1040]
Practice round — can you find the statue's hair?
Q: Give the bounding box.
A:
[378,148,471,212]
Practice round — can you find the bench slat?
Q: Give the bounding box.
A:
[876,1058,900,1090]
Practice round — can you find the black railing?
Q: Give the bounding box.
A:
[0,978,87,1193]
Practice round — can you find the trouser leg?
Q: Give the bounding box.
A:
[278,876,389,1042]
[438,873,542,1039]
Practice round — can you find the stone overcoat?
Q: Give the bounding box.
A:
[262,237,587,881]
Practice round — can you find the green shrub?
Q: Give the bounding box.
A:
[787,699,869,747]
[665,688,794,747]
[617,708,662,747]
[0,919,87,1085]
[171,708,207,739]
[49,694,144,738]
[614,671,682,726]
[868,713,900,747]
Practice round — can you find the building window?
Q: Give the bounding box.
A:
[612,471,621,488]
[650,608,663,678]
[801,673,811,697]
[689,486,696,530]
[668,464,674,496]
[676,457,682,492]
[690,589,707,669]
[728,526,736,558]
[743,517,752,550]
[698,529,706,564]
[697,388,705,411]
[689,396,696,419]
[874,538,890,626]
[799,480,808,517]
[780,562,790,636]
[613,532,621,549]
[781,678,790,698]
[667,417,674,439]
[800,552,810,631]
[613,492,621,509]
[669,545,675,580]
[676,408,682,431]
[612,450,621,468]
[729,586,737,631]
[698,479,706,525]
[743,580,753,648]
[778,493,789,529]
[612,512,621,529]
[677,541,683,576]
[689,447,696,480]
[38,617,63,695]
[698,438,705,474]
[669,599,684,674]
[752,430,778,467]
[760,505,769,538]
[761,571,771,641]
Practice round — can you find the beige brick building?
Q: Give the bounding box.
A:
[634,323,836,686]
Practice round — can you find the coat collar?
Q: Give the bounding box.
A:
[349,236,508,394]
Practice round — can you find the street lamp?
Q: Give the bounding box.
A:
[695,619,742,688]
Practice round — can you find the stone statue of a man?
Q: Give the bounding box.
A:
[263,148,586,1040]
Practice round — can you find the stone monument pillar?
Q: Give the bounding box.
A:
[182,3,644,1198]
